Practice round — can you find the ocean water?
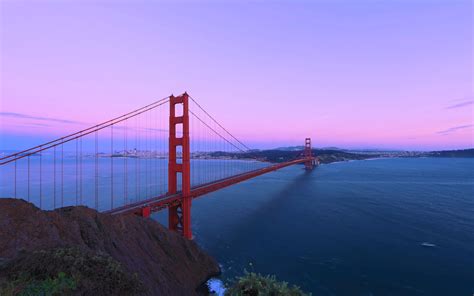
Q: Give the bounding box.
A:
[154,158,474,295]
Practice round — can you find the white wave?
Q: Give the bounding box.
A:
[207,278,226,296]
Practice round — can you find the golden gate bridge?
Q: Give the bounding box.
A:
[0,93,316,239]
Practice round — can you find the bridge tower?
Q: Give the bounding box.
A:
[168,93,192,239]
[304,138,314,170]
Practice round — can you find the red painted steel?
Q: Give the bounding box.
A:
[304,138,314,170]
[1,88,318,241]
[166,93,192,239]
[141,206,151,218]
[107,156,314,217]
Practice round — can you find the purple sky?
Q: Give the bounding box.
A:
[1,0,472,151]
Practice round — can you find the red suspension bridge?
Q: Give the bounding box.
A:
[0,93,316,239]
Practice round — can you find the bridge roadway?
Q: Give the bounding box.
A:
[107,157,313,216]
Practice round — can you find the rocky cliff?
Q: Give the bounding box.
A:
[0,199,220,295]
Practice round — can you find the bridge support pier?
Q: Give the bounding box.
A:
[141,206,151,218]
[168,93,192,239]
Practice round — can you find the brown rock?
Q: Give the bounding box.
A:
[0,198,220,295]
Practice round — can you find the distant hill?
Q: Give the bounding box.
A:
[211,148,377,164]
[424,148,474,158]
[274,146,305,151]
[210,148,474,164]
[274,146,344,151]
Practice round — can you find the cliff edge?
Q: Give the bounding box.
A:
[0,198,220,295]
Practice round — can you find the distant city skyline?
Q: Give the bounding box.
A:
[1,1,472,151]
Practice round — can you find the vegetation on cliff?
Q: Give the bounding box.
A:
[224,271,310,296]
[0,247,144,295]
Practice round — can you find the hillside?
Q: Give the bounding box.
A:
[0,199,220,295]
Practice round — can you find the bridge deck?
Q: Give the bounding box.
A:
[107,158,312,216]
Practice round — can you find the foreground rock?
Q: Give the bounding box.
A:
[0,199,220,295]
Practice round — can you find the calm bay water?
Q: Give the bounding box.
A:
[0,156,269,211]
[154,158,474,295]
[2,156,473,294]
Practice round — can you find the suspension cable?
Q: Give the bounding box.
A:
[189,95,252,151]
[0,97,170,165]
[0,96,169,165]
[189,109,247,153]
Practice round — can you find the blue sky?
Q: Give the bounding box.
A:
[1,0,472,151]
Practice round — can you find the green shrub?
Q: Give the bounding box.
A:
[20,272,76,296]
[0,247,145,295]
[0,272,76,296]
[225,271,311,296]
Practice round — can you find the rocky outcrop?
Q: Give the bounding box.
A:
[0,199,220,295]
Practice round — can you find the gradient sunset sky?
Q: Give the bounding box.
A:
[1,0,472,150]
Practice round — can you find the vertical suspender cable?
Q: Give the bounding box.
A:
[14,160,17,197]
[135,116,138,200]
[146,111,149,198]
[124,119,128,205]
[39,149,42,208]
[80,136,83,205]
[61,145,64,207]
[53,146,56,209]
[27,156,30,201]
[111,124,114,210]
[95,130,98,210]
[138,116,141,199]
[75,138,78,205]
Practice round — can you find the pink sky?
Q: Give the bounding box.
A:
[1,1,472,150]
